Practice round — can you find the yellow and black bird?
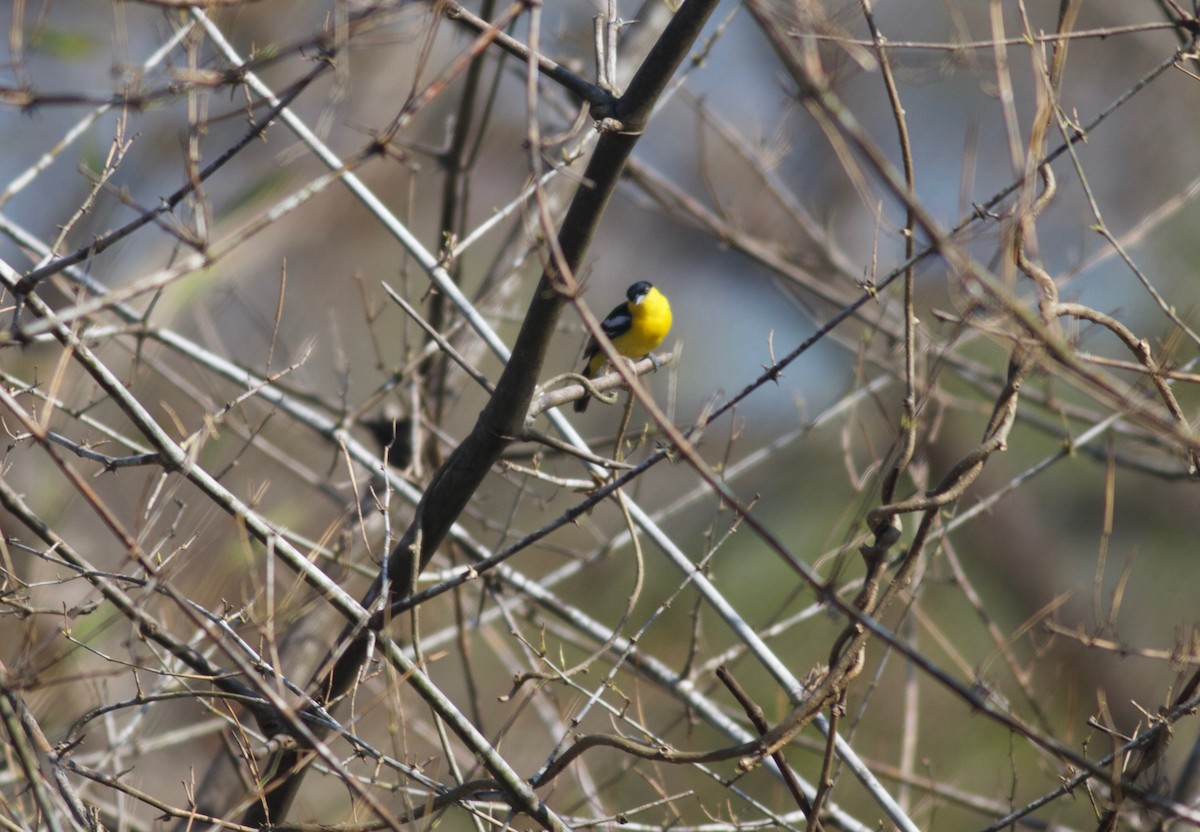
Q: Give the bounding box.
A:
[575,280,672,413]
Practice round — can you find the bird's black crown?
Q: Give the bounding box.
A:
[626,280,653,301]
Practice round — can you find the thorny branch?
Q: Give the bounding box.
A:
[3,2,1200,832]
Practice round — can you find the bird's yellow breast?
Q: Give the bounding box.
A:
[615,286,672,357]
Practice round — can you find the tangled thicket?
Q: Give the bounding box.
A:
[2,2,1200,831]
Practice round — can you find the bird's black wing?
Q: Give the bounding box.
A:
[581,300,634,371]
[598,301,633,339]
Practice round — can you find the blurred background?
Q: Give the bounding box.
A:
[2,1,1199,830]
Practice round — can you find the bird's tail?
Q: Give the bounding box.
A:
[575,350,601,413]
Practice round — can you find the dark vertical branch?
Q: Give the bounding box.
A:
[426,0,498,427]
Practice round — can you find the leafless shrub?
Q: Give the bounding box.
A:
[3,2,1200,830]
